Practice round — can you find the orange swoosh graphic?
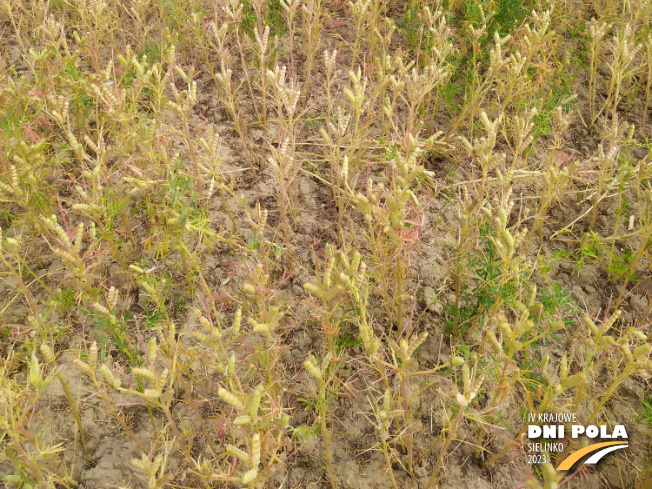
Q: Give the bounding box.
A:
[556,441,629,471]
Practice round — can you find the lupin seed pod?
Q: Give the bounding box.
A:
[226,445,250,464]
[73,357,92,376]
[303,283,323,297]
[251,434,261,467]
[40,343,56,365]
[369,338,379,357]
[253,323,270,335]
[0,179,14,195]
[107,286,118,311]
[633,331,647,341]
[487,331,501,353]
[100,364,121,389]
[560,355,568,380]
[541,460,559,486]
[218,387,244,410]
[199,315,211,332]
[350,251,361,275]
[92,302,111,316]
[89,341,98,371]
[131,367,157,383]
[462,363,471,398]
[407,332,428,359]
[193,331,209,343]
[383,388,391,413]
[233,309,242,335]
[242,468,258,484]
[340,155,349,180]
[29,353,42,387]
[620,345,634,364]
[229,353,236,371]
[249,388,261,419]
[601,310,621,334]
[540,353,550,371]
[303,359,322,381]
[456,392,469,408]
[27,315,41,333]
[499,320,513,340]
[561,372,586,389]
[397,338,408,356]
[234,415,252,426]
[147,337,157,362]
[143,389,161,399]
[634,344,651,359]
